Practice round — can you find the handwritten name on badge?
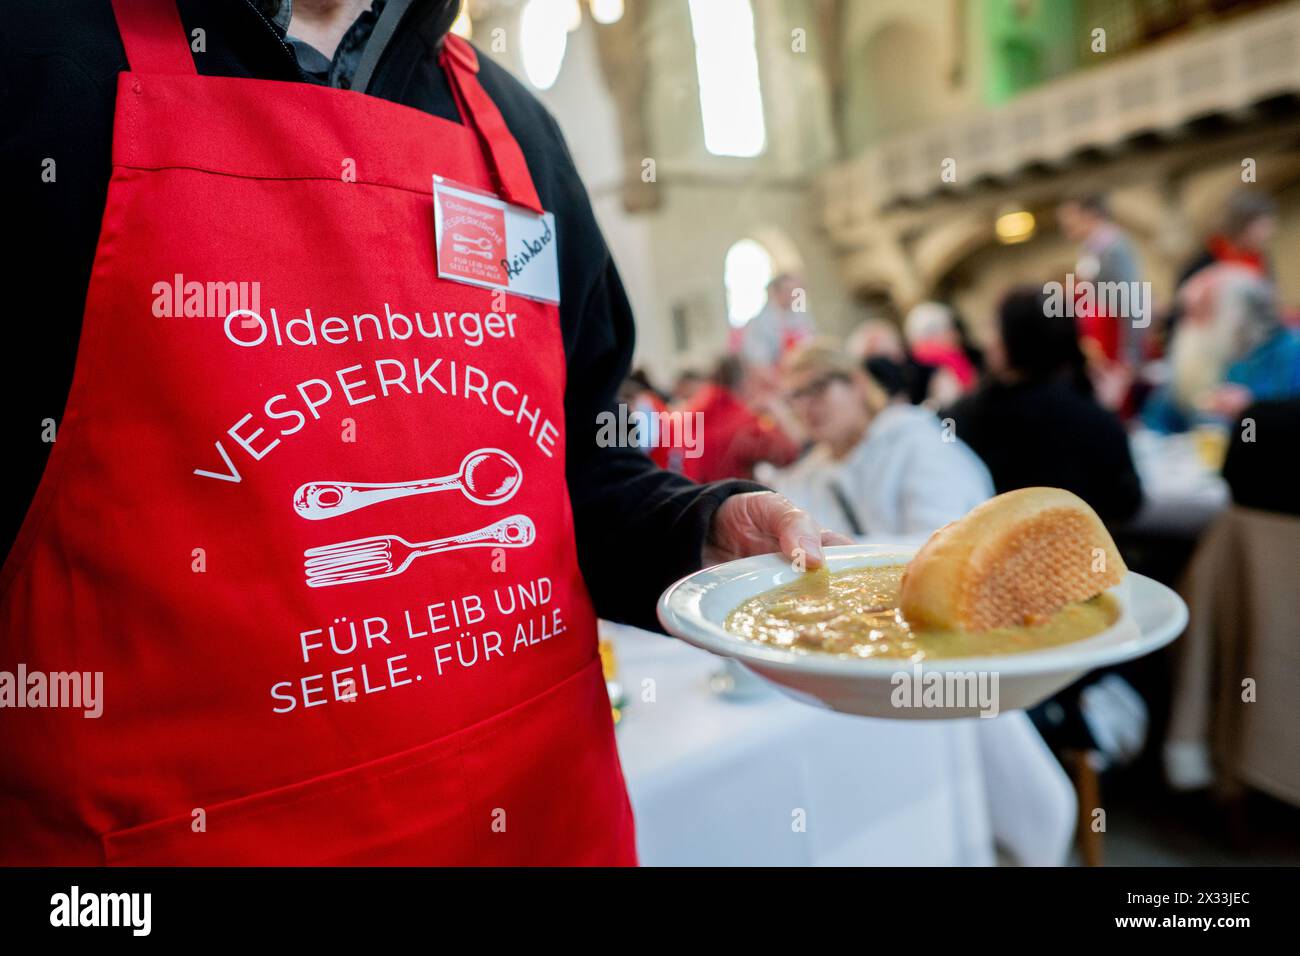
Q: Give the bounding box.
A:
[503,216,553,279]
[433,178,560,305]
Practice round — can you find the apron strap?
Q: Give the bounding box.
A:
[110,0,198,76]
[109,5,539,214]
[439,35,544,215]
[351,0,417,96]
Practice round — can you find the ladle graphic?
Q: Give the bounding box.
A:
[292,448,522,520]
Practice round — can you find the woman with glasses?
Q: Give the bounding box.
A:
[759,341,993,541]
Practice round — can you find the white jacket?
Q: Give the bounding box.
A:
[758,404,993,542]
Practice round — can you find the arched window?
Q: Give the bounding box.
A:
[724,238,774,328]
[688,0,766,157]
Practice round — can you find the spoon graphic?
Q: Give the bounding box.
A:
[292,448,522,520]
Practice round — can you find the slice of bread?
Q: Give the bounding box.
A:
[900,487,1125,632]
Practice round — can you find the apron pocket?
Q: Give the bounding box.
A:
[101,659,631,865]
[458,658,637,866]
[103,728,476,866]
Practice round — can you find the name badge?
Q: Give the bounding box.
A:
[432,177,560,305]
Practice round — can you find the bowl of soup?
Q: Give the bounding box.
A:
[657,544,1187,719]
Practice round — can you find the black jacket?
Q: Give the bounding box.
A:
[1,0,756,630]
[1223,399,1300,517]
[945,379,1144,525]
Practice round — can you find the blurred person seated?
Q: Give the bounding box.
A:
[849,315,983,407]
[863,356,914,403]
[903,301,978,407]
[1142,265,1300,433]
[847,318,929,405]
[945,288,1143,524]
[670,368,705,406]
[677,356,800,484]
[845,318,906,363]
[618,369,673,469]
[760,342,992,539]
[1178,189,1277,290]
[952,289,1150,775]
[1158,190,1278,356]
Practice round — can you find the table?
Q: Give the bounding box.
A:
[607,623,1078,866]
[1127,428,1230,536]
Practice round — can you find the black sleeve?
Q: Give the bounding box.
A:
[1223,399,1300,516]
[0,0,124,558]
[563,256,764,631]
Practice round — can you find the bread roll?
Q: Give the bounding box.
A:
[900,487,1125,632]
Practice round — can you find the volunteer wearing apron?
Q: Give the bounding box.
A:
[0,0,841,865]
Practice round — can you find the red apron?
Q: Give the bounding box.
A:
[0,0,636,866]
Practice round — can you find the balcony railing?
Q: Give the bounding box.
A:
[819,2,1300,233]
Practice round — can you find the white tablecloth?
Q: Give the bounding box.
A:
[1128,428,1230,536]
[608,624,1077,867]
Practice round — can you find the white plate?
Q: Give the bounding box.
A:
[657,544,1187,719]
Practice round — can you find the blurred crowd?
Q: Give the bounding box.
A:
[623,188,1300,534]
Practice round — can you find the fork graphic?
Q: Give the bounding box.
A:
[303,515,534,588]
